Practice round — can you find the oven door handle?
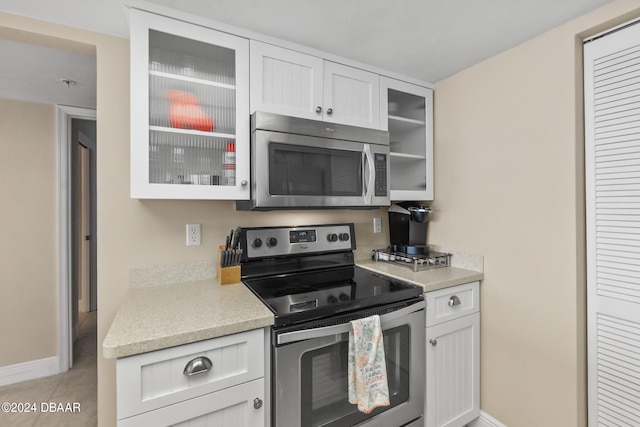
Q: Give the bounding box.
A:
[276,300,426,345]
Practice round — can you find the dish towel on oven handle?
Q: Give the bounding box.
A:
[348,314,390,414]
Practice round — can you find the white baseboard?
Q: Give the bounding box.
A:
[0,356,62,387]
[468,411,507,427]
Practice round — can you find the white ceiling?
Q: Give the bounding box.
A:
[0,38,96,108]
[0,0,616,109]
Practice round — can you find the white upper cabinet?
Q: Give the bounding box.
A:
[380,77,434,201]
[130,9,250,199]
[323,61,380,128]
[250,41,323,121]
[250,40,380,129]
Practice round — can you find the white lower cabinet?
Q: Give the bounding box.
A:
[425,282,480,427]
[116,329,267,427]
[118,378,264,427]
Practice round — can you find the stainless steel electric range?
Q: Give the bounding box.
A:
[239,223,426,427]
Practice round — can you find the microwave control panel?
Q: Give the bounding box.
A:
[374,153,388,197]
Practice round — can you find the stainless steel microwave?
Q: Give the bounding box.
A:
[236,112,390,210]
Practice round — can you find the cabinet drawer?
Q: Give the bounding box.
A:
[426,282,479,326]
[117,328,265,420]
[118,378,265,427]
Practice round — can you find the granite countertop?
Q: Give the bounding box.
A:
[103,279,274,359]
[104,256,482,360]
[357,259,484,292]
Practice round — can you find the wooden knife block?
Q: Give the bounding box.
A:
[217,245,240,285]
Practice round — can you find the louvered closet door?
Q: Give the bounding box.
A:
[585,21,640,426]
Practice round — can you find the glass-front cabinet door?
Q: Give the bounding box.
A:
[380,77,433,201]
[130,9,249,199]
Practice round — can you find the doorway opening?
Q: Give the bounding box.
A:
[72,120,97,354]
[57,106,96,371]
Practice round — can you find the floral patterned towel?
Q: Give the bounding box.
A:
[348,314,390,414]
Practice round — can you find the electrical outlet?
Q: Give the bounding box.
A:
[373,217,382,234]
[186,224,201,246]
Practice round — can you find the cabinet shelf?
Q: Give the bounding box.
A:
[389,114,425,126]
[149,125,236,139]
[149,70,236,90]
[390,151,427,160]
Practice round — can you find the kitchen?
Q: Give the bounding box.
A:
[1,0,639,426]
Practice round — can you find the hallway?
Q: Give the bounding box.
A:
[0,311,97,426]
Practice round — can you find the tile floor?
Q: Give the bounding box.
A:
[0,311,97,426]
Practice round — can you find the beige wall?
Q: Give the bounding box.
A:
[430,1,640,426]
[0,99,57,365]
[4,1,640,425]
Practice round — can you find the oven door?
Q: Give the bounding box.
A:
[251,129,389,209]
[273,301,425,427]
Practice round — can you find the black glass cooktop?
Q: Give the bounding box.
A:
[243,265,423,327]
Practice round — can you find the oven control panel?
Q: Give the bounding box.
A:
[242,223,355,259]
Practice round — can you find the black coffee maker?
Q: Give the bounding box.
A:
[388,202,431,255]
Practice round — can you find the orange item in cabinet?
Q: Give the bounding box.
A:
[166,90,215,132]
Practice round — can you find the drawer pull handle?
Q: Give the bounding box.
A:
[430,339,438,347]
[448,295,461,307]
[183,356,212,376]
[254,398,263,409]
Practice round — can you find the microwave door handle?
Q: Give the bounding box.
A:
[363,145,375,204]
[276,300,426,345]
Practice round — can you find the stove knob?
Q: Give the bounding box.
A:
[327,295,338,304]
[327,233,338,242]
[339,293,350,302]
[339,233,350,241]
[267,237,278,247]
[252,238,263,248]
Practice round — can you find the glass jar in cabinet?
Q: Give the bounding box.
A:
[380,77,434,201]
[129,9,249,199]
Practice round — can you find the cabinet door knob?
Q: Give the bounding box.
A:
[326,108,333,115]
[253,398,263,409]
[240,180,248,187]
[183,356,212,376]
[448,295,461,307]
[315,106,322,113]
[429,339,437,347]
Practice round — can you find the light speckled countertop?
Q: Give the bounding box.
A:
[103,259,482,359]
[103,279,274,359]
[356,259,484,292]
